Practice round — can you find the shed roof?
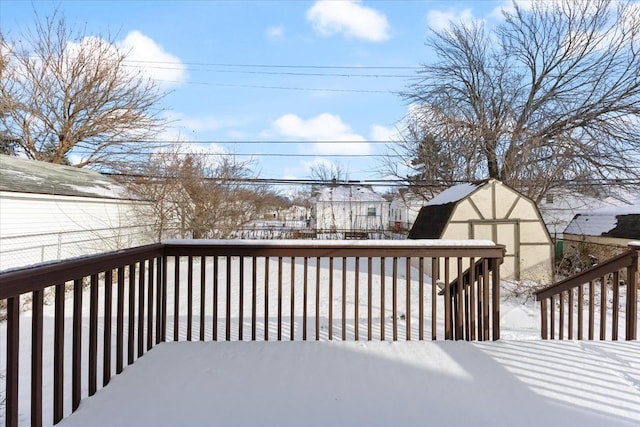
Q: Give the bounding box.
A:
[423,180,486,206]
[563,202,640,239]
[407,203,456,239]
[408,180,487,239]
[0,154,133,200]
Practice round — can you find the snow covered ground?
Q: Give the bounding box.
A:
[59,340,640,427]
[2,256,639,426]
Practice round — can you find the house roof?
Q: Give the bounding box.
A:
[563,203,640,239]
[408,180,487,239]
[313,185,387,203]
[538,190,634,235]
[0,154,134,200]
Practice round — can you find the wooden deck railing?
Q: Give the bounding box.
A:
[534,244,639,341]
[440,257,500,341]
[1,239,504,426]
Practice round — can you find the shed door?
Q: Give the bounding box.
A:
[470,220,520,280]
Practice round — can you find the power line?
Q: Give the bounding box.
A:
[121,60,421,71]
[168,81,397,94]
[106,171,640,187]
[91,139,405,145]
[122,64,414,78]
[71,151,402,158]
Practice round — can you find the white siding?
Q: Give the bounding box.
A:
[315,200,389,231]
[0,191,154,270]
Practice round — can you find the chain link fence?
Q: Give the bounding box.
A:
[0,225,157,271]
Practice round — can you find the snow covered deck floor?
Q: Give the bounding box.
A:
[59,340,640,427]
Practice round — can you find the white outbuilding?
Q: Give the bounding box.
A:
[310,184,390,237]
[0,155,154,270]
[409,179,553,284]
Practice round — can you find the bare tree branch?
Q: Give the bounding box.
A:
[0,10,168,170]
[400,0,640,202]
[122,146,283,239]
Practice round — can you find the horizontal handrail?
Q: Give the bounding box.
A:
[0,243,165,299]
[534,249,636,300]
[163,239,505,258]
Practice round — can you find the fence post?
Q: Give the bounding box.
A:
[626,244,639,340]
[57,233,63,260]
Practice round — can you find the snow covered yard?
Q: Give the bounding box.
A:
[58,340,640,427]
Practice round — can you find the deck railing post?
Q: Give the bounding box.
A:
[626,245,638,340]
[540,298,548,339]
[6,296,19,427]
[32,289,44,427]
[491,257,501,341]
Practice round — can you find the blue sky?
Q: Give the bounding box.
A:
[2,0,518,184]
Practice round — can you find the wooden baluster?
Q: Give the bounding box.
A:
[32,289,44,426]
[612,271,619,340]
[89,276,98,395]
[578,284,584,340]
[200,256,206,341]
[381,257,385,341]
[432,258,438,341]
[406,257,411,341]
[368,257,373,341]
[600,276,607,340]
[559,291,565,340]
[589,280,595,340]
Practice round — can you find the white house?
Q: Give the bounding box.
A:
[409,179,553,284]
[310,185,390,235]
[0,155,154,270]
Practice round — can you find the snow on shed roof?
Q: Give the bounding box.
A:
[408,180,489,239]
[0,154,134,200]
[313,185,386,203]
[424,180,486,206]
[563,201,640,239]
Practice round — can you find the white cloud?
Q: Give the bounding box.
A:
[168,111,247,133]
[272,113,371,155]
[370,124,399,142]
[489,0,526,21]
[117,31,187,86]
[157,111,243,143]
[426,8,476,31]
[266,26,286,42]
[306,0,390,42]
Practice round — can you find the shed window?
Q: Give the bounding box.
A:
[367,207,377,217]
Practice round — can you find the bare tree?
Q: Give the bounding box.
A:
[309,162,349,183]
[124,147,278,240]
[400,0,640,202]
[0,36,17,156]
[0,11,167,169]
